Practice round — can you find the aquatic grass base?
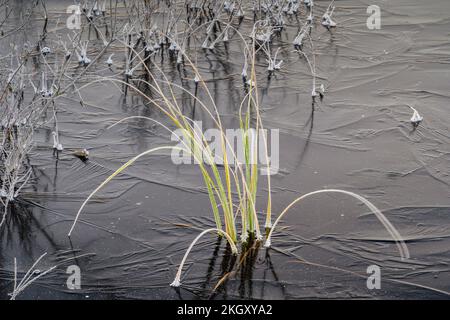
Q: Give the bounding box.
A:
[169,188,410,287]
[155,216,448,299]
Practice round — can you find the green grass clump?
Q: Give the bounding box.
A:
[67,29,409,289]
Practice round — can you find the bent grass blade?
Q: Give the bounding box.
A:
[68,146,187,236]
[265,189,410,261]
[170,228,238,287]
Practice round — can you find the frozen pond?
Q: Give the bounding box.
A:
[0,0,449,299]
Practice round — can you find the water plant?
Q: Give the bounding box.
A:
[322,0,336,29]
[1,48,37,227]
[0,0,414,295]
[76,40,91,66]
[68,23,274,244]
[0,5,112,227]
[409,106,423,127]
[105,53,114,66]
[8,252,56,300]
[65,3,410,289]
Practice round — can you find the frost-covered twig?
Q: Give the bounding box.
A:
[9,253,56,300]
